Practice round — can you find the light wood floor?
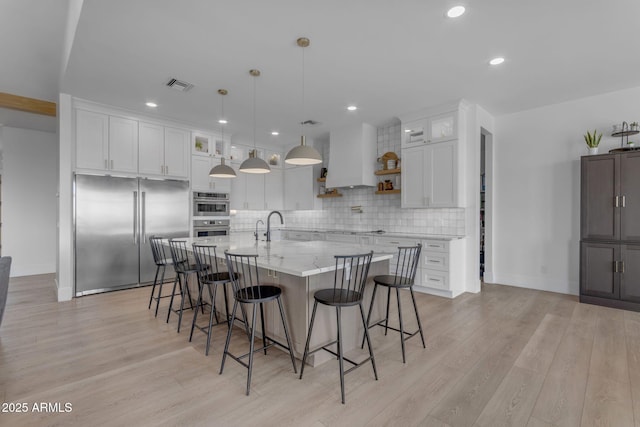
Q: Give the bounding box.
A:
[1,274,639,427]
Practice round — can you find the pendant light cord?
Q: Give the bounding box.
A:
[253,72,257,154]
[301,43,305,138]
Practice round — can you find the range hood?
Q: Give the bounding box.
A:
[326,123,377,188]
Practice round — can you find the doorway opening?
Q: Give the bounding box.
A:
[479,128,493,282]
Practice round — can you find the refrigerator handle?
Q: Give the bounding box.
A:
[142,191,146,243]
[133,191,138,244]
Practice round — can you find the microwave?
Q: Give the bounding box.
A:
[193,192,230,217]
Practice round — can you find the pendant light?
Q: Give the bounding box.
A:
[285,37,322,166]
[239,69,271,174]
[209,89,236,178]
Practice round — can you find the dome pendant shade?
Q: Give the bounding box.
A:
[209,157,236,178]
[285,135,322,165]
[239,149,271,174]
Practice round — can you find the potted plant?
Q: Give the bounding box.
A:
[584,129,602,155]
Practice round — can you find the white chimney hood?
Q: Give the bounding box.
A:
[326,123,377,188]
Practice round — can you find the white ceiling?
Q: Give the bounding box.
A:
[3,0,640,146]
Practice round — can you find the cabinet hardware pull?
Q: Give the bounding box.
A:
[428,244,439,247]
[429,260,440,263]
[615,196,619,207]
[614,260,619,273]
[429,278,439,282]
[161,165,164,174]
[620,261,625,273]
[111,160,114,169]
[622,195,626,207]
[105,159,108,169]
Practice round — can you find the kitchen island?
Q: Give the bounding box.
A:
[175,234,394,366]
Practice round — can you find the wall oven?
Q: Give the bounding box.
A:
[193,219,230,237]
[193,191,229,217]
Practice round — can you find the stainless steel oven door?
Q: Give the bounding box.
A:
[193,200,230,216]
[193,219,230,237]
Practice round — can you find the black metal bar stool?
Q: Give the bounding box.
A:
[299,251,377,404]
[167,239,200,333]
[220,251,297,396]
[362,244,424,363]
[190,243,235,356]
[148,236,178,317]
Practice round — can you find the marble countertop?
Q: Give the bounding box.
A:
[173,234,393,277]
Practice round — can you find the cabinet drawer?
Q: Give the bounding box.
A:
[422,240,448,253]
[326,233,359,243]
[374,236,421,248]
[422,269,449,290]
[423,251,449,271]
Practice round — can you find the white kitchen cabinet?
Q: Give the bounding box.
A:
[108,116,138,173]
[402,111,457,149]
[76,110,138,173]
[417,238,465,298]
[229,167,264,210]
[264,168,283,210]
[192,132,228,158]
[164,127,190,178]
[284,166,316,210]
[192,156,232,193]
[139,123,189,179]
[76,109,108,171]
[402,140,458,208]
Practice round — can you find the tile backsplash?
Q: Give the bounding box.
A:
[230,119,465,236]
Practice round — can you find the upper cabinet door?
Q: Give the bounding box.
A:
[76,109,109,171]
[109,116,138,173]
[264,168,283,210]
[581,154,619,241]
[428,112,457,144]
[164,127,189,178]
[138,122,164,176]
[620,151,640,241]
[429,140,457,207]
[401,146,426,208]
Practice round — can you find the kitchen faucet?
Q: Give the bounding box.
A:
[266,211,283,242]
[254,219,264,241]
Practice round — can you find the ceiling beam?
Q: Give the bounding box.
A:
[0,92,57,117]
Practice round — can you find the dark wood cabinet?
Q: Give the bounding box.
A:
[580,151,640,311]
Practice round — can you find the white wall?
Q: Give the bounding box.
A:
[493,86,640,295]
[1,126,59,276]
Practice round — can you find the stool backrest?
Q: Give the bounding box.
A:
[192,244,221,282]
[224,251,265,298]
[393,244,422,286]
[149,236,170,266]
[168,239,191,274]
[331,251,373,302]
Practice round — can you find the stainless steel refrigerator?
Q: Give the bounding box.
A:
[74,174,189,296]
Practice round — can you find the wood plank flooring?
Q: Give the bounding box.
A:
[1,274,639,426]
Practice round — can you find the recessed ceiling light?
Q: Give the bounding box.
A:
[271,131,279,136]
[489,57,505,65]
[347,105,357,111]
[447,6,465,18]
[218,119,228,124]
[145,102,158,108]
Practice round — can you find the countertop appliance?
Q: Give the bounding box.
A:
[193,219,230,237]
[193,191,229,216]
[74,174,189,296]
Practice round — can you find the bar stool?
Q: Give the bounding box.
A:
[362,244,424,363]
[220,251,297,396]
[190,244,234,356]
[148,237,177,317]
[167,239,200,333]
[299,251,377,404]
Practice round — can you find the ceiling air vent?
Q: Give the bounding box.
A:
[165,78,194,92]
[300,119,321,126]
